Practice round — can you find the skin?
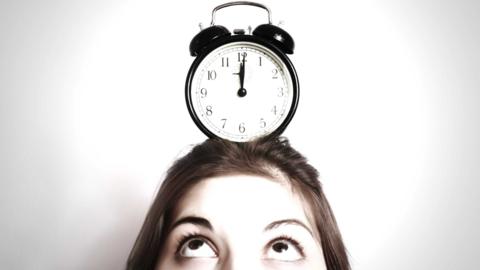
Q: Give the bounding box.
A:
[156,174,327,270]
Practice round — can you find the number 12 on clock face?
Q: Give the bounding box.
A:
[187,41,298,142]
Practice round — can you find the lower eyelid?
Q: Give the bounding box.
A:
[267,236,306,257]
[175,234,219,257]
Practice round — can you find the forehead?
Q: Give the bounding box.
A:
[173,174,312,232]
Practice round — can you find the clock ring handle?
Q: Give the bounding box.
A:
[210,1,272,26]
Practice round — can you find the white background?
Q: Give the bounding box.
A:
[1,0,479,269]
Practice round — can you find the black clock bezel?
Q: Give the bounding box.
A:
[185,34,300,141]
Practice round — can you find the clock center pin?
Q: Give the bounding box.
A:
[186,1,298,142]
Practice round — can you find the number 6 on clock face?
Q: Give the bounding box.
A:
[186,40,299,142]
[185,2,299,142]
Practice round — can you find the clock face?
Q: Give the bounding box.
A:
[187,41,296,142]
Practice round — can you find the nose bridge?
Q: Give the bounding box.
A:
[215,206,266,270]
[218,239,262,270]
[220,256,261,270]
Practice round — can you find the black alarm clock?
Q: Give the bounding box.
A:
[185,1,299,142]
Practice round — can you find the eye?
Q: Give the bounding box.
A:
[178,237,217,258]
[265,237,305,262]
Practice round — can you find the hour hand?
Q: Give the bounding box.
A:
[237,54,247,97]
[239,61,245,89]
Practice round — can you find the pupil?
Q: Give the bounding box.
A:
[188,239,204,250]
[273,242,288,253]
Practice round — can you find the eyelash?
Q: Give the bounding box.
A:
[174,233,305,258]
[175,232,217,256]
[267,234,306,257]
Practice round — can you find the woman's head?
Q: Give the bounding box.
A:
[127,137,350,270]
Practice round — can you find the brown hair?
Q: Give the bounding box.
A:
[126,136,350,269]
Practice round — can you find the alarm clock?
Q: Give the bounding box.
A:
[185,1,299,142]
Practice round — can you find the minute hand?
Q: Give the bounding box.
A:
[239,55,245,89]
[237,53,247,97]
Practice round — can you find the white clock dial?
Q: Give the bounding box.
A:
[189,41,295,142]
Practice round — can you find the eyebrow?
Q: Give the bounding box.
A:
[169,216,313,236]
[170,216,214,231]
[264,219,314,236]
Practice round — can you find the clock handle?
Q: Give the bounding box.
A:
[210,1,272,26]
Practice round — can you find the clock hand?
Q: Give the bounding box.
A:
[237,53,247,97]
[240,55,245,89]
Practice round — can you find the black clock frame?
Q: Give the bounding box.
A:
[185,34,300,141]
